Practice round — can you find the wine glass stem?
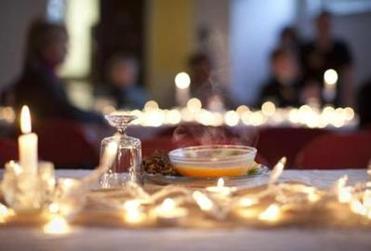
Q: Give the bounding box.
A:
[118,126,127,135]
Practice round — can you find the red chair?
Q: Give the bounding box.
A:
[295,132,371,169]
[34,119,99,169]
[256,127,329,168]
[0,139,17,168]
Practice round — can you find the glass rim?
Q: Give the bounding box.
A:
[168,144,257,163]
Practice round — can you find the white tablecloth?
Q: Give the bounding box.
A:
[0,169,370,251]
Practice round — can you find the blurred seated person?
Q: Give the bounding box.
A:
[106,54,148,109]
[258,48,301,107]
[301,11,353,107]
[188,52,233,110]
[357,79,371,129]
[4,19,103,124]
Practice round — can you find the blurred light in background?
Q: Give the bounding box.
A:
[323,0,371,15]
[47,0,65,22]
[175,72,191,89]
[324,69,338,86]
[55,0,99,78]
[230,0,296,105]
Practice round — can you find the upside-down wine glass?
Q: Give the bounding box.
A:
[100,112,142,188]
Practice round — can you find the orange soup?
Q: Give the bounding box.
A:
[174,164,252,177]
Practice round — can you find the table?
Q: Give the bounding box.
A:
[0,169,370,251]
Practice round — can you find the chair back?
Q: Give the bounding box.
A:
[35,119,99,169]
[257,127,328,168]
[0,138,17,167]
[295,132,371,169]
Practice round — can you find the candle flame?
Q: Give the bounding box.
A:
[20,105,32,133]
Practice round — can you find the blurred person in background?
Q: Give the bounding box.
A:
[301,11,353,107]
[188,52,233,110]
[257,48,302,107]
[3,19,103,124]
[279,26,302,56]
[105,54,148,109]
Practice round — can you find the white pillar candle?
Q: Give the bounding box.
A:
[323,69,338,104]
[175,72,191,107]
[18,106,38,173]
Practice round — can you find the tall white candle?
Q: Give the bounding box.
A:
[323,69,338,104]
[175,72,191,107]
[18,106,38,173]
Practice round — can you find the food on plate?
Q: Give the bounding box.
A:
[142,151,179,176]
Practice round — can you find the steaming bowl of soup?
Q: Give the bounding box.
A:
[168,145,257,177]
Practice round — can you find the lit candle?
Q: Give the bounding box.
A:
[155,198,188,223]
[18,106,38,173]
[323,69,338,104]
[206,178,236,197]
[175,72,191,107]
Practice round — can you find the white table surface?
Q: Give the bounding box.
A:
[0,169,370,251]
